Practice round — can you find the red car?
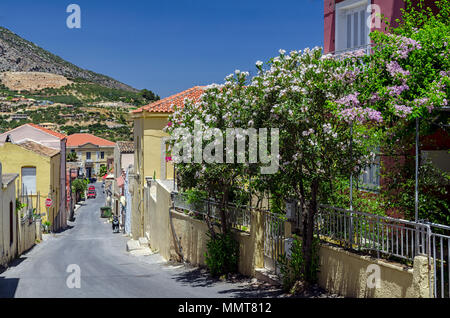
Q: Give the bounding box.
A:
[88,185,96,191]
[87,188,96,199]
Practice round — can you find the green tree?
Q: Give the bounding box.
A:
[66,152,78,162]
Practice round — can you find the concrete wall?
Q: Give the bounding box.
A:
[17,217,36,256]
[168,210,262,277]
[0,170,17,267]
[318,244,432,298]
[146,180,171,259]
[121,153,134,172]
[144,180,264,277]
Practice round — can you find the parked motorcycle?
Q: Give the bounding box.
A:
[112,216,120,233]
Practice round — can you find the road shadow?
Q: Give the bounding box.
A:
[0,277,19,298]
[217,286,285,298]
[172,267,219,288]
[52,224,74,234]
[0,255,27,298]
[171,267,285,298]
[0,256,27,274]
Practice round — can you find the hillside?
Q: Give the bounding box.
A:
[0,26,137,92]
[0,72,73,91]
[0,26,160,142]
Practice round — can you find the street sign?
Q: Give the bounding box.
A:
[45,198,53,208]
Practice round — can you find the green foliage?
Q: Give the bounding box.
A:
[140,89,160,102]
[277,235,320,290]
[99,165,108,177]
[205,232,239,277]
[326,177,387,216]
[72,178,88,198]
[15,198,26,214]
[42,221,52,233]
[185,188,208,204]
[66,152,78,162]
[381,157,450,224]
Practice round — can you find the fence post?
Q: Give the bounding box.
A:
[413,254,433,298]
[251,209,265,271]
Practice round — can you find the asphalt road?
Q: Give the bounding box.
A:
[0,182,283,298]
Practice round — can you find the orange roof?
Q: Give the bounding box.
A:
[66,133,115,147]
[27,123,67,140]
[133,86,205,114]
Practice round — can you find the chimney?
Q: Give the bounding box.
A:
[5,134,13,143]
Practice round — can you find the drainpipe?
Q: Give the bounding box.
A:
[415,117,420,255]
[349,122,354,247]
[415,117,419,223]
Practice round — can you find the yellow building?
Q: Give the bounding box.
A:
[0,140,61,230]
[66,133,115,179]
[131,86,204,182]
[130,86,204,238]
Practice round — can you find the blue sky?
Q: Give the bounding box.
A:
[0,0,324,98]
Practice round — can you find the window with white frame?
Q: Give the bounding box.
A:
[21,167,37,194]
[335,0,370,51]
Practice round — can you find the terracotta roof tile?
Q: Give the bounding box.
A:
[133,86,205,114]
[116,141,134,153]
[66,133,115,147]
[18,140,60,157]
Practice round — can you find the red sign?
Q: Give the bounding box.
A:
[45,198,53,208]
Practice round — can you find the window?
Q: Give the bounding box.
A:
[101,152,105,159]
[86,152,91,160]
[71,149,75,153]
[336,0,370,51]
[21,167,36,194]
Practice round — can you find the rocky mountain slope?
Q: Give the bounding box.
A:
[0,26,137,92]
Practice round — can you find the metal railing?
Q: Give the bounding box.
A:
[316,205,450,298]
[171,192,251,231]
[316,205,430,261]
[421,221,450,298]
[263,211,286,273]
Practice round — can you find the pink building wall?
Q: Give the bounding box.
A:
[323,0,437,54]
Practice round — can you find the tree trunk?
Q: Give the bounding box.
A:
[302,178,318,282]
[220,189,229,235]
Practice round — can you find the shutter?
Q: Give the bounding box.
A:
[360,9,366,46]
[353,12,359,48]
[346,14,352,49]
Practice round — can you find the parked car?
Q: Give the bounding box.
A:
[87,189,96,199]
[88,185,95,191]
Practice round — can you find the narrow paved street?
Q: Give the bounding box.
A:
[0,183,283,298]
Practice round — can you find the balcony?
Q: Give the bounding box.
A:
[328,43,373,59]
